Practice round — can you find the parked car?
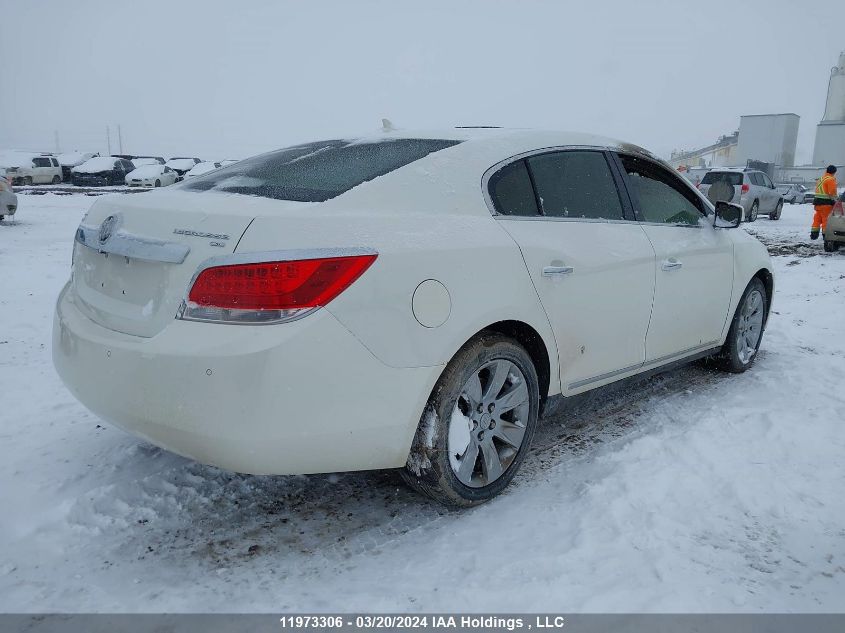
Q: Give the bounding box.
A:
[71,157,135,186]
[184,161,221,178]
[58,151,99,181]
[3,154,63,185]
[165,157,201,179]
[125,164,178,188]
[0,175,17,222]
[803,189,816,204]
[698,168,782,221]
[823,191,845,252]
[776,183,806,204]
[131,156,166,167]
[53,130,773,507]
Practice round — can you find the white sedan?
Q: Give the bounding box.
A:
[53,130,773,506]
[124,164,178,188]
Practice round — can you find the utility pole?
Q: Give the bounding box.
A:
[106,126,112,155]
[118,125,123,154]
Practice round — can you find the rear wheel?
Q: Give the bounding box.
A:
[51,175,61,184]
[824,240,839,252]
[401,333,540,507]
[716,278,767,373]
[769,200,782,220]
[23,176,32,186]
[748,200,759,222]
[155,179,161,187]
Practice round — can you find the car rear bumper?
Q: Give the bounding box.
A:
[825,215,845,241]
[53,282,439,475]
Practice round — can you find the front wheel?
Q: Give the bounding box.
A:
[401,333,540,507]
[716,278,768,373]
[23,176,33,186]
[51,175,61,184]
[155,179,161,187]
[824,240,839,252]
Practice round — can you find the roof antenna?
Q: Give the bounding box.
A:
[381,118,395,132]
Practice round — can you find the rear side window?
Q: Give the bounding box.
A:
[182,138,461,202]
[701,171,742,187]
[488,160,539,216]
[33,157,51,168]
[527,151,625,220]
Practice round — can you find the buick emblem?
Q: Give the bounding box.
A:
[99,215,119,244]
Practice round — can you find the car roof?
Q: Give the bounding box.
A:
[361,127,653,154]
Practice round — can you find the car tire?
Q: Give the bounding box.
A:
[769,200,782,220]
[823,240,839,252]
[715,277,768,374]
[400,333,540,507]
[748,200,759,222]
[24,176,32,186]
[51,175,61,184]
[155,179,161,187]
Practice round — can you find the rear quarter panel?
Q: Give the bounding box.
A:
[235,209,562,393]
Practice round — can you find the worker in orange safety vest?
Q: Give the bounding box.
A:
[810,165,837,240]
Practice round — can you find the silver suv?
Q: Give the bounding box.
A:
[698,168,783,221]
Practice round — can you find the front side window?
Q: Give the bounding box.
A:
[182,138,461,202]
[526,151,625,220]
[488,159,539,216]
[619,155,705,226]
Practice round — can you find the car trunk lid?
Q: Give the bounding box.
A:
[70,190,310,337]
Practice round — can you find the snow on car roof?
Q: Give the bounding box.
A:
[58,151,96,166]
[73,156,120,173]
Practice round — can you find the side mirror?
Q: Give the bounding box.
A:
[714,201,742,228]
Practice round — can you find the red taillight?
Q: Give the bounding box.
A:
[182,253,377,323]
[741,183,750,193]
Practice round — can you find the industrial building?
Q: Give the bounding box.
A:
[671,51,845,186]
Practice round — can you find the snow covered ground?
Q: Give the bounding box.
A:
[0,195,843,612]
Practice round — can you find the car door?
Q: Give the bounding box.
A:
[32,157,50,183]
[760,172,778,211]
[489,149,656,393]
[615,153,734,363]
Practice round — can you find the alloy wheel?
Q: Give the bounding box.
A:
[448,359,530,488]
[736,289,764,364]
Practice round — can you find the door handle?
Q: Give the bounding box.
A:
[542,265,575,277]
[661,259,683,271]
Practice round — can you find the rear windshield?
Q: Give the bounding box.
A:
[701,171,743,187]
[181,138,461,202]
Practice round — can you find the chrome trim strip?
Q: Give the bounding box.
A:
[641,341,720,369]
[567,341,720,390]
[567,361,643,390]
[75,224,190,264]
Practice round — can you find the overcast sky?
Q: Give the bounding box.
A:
[2,0,843,163]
